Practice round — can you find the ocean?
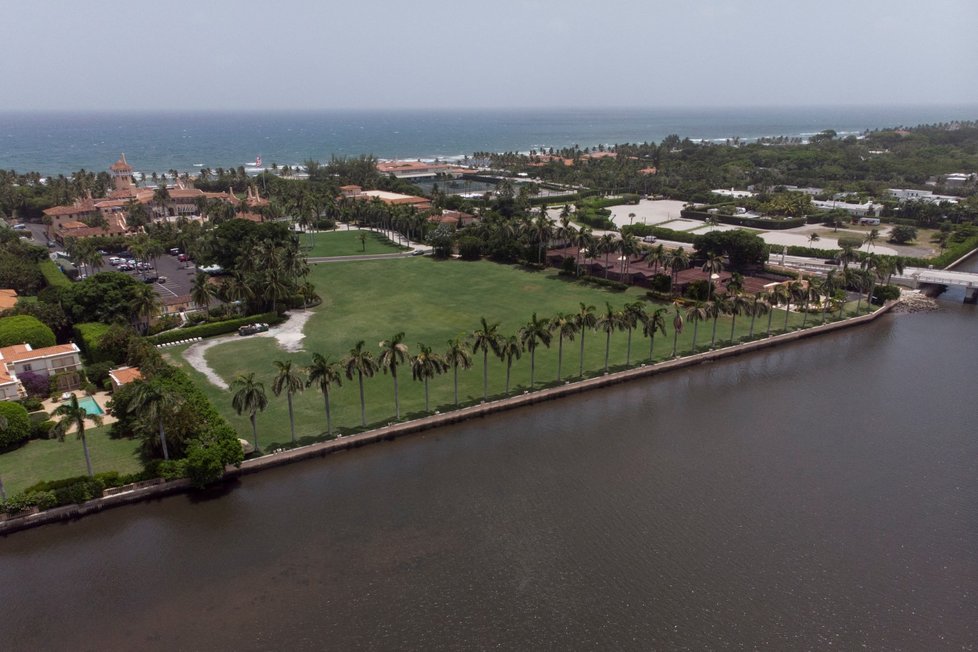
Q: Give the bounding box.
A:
[1,105,977,177]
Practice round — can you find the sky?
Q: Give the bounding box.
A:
[2,0,976,111]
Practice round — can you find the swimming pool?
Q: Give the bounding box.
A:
[76,395,104,416]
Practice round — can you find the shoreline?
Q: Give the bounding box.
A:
[0,301,896,536]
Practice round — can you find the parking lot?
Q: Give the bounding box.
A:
[107,251,198,299]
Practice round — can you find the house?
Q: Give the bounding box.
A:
[428,210,478,227]
[108,366,142,390]
[376,160,463,180]
[160,294,193,316]
[887,189,959,204]
[0,342,83,399]
[340,186,431,211]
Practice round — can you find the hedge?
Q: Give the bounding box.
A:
[905,236,978,270]
[146,311,282,345]
[0,314,56,349]
[622,224,698,244]
[72,322,111,362]
[681,209,807,230]
[0,401,31,450]
[38,259,72,288]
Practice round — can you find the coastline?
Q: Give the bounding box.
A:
[0,301,896,536]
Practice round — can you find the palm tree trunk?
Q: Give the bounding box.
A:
[158,419,170,460]
[711,316,718,348]
[557,336,563,381]
[579,332,586,377]
[604,330,611,373]
[530,349,536,387]
[358,372,366,427]
[505,361,512,395]
[323,390,332,437]
[81,432,94,478]
[692,321,699,352]
[483,351,489,401]
[454,367,459,406]
[648,333,655,362]
[767,306,775,337]
[287,394,296,445]
[749,301,757,338]
[729,315,737,344]
[250,414,259,452]
[626,328,633,366]
[393,373,400,420]
[783,300,791,332]
[672,329,679,357]
[424,379,430,412]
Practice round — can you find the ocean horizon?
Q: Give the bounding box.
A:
[2,104,976,177]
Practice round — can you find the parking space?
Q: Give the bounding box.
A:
[104,250,198,299]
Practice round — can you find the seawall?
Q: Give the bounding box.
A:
[0,302,896,536]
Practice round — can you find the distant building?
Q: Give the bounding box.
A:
[811,199,882,216]
[340,185,431,211]
[887,188,959,204]
[376,160,464,180]
[712,188,756,199]
[108,366,142,390]
[428,210,478,227]
[942,172,975,188]
[0,342,83,399]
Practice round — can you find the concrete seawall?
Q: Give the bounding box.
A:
[0,303,895,536]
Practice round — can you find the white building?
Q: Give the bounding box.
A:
[0,343,83,400]
[887,189,959,204]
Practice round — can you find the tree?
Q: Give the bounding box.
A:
[573,302,598,378]
[666,246,690,284]
[519,312,552,387]
[445,336,472,406]
[129,283,160,334]
[642,307,668,362]
[701,253,724,301]
[470,318,502,401]
[727,293,752,344]
[768,284,790,336]
[622,301,647,366]
[549,312,579,382]
[671,303,685,357]
[498,335,523,395]
[343,340,379,427]
[596,302,625,373]
[889,224,917,244]
[378,332,409,420]
[272,359,305,445]
[51,395,103,478]
[410,343,448,412]
[305,353,342,438]
[191,272,216,312]
[128,381,182,460]
[807,232,821,248]
[0,401,31,451]
[864,228,880,250]
[0,315,56,349]
[685,302,709,352]
[693,230,767,270]
[784,281,804,331]
[231,373,268,452]
[749,291,770,338]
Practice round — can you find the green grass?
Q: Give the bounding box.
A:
[0,427,142,496]
[300,229,410,257]
[165,258,843,450]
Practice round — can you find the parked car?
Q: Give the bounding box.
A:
[157,276,168,284]
[177,254,189,262]
[118,263,133,271]
[108,256,121,265]
[169,247,181,256]
[143,275,159,283]
[642,235,657,243]
[12,223,27,230]
[238,323,270,336]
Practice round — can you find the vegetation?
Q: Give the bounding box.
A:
[0,314,56,348]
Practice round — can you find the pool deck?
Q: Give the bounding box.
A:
[40,390,118,434]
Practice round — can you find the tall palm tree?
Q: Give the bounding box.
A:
[784,281,804,332]
[343,341,379,427]
[378,332,409,420]
[470,318,502,401]
[52,395,103,478]
[129,381,182,460]
[671,303,685,357]
[272,360,305,445]
[445,336,473,406]
[643,243,667,274]
[410,343,448,412]
[549,312,579,382]
[519,313,552,387]
[768,284,790,336]
[622,301,647,366]
[727,293,753,344]
[749,291,770,338]
[571,226,593,276]
[642,307,668,362]
[701,252,724,301]
[191,272,215,312]
[668,247,690,284]
[573,302,597,377]
[129,284,160,334]
[305,353,342,438]
[685,302,709,353]
[596,302,625,373]
[497,335,523,396]
[231,372,268,452]
[599,233,616,278]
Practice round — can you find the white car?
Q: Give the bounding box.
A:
[643,235,657,243]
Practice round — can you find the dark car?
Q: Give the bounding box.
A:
[143,275,159,283]
[238,323,270,336]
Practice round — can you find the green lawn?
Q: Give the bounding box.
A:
[300,229,410,257]
[0,426,142,496]
[166,258,843,450]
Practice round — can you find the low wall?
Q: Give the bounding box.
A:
[0,302,895,536]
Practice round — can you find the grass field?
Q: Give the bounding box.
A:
[0,427,142,496]
[166,258,837,450]
[300,229,410,257]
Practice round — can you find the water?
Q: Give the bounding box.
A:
[2,269,976,648]
[2,105,977,176]
[75,395,104,416]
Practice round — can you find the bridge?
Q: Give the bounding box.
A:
[891,267,978,302]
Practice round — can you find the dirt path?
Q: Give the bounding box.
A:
[181,310,314,390]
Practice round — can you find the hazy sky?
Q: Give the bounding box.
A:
[3,0,976,111]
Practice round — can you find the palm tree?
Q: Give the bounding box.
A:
[685,302,709,353]
[378,333,409,420]
[497,335,523,396]
[599,233,616,278]
[671,303,685,357]
[231,373,268,452]
[596,302,625,373]
[519,313,552,387]
[622,302,647,366]
[410,343,448,412]
[129,381,182,460]
[749,291,770,338]
[343,341,379,427]
[573,302,597,377]
[571,226,593,276]
[305,353,342,437]
[668,247,690,284]
[445,336,473,406]
[52,395,103,478]
[784,281,804,332]
[864,228,879,250]
[768,284,790,336]
[727,293,752,344]
[709,296,731,348]
[701,253,724,301]
[807,232,821,248]
[272,360,305,445]
[549,312,579,382]
[190,272,215,312]
[642,307,668,362]
[643,243,667,274]
[470,318,502,401]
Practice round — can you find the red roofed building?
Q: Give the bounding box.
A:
[0,342,83,399]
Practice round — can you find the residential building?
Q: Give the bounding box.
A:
[887,189,959,204]
[108,366,142,390]
[0,342,83,399]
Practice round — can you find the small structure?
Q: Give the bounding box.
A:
[108,366,142,390]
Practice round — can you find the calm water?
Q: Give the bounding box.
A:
[2,105,978,175]
[2,280,977,648]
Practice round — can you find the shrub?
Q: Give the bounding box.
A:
[560,256,577,274]
[30,419,55,440]
[16,370,51,398]
[155,459,188,481]
[0,401,31,450]
[2,490,57,515]
[684,279,711,301]
[456,236,482,261]
[889,224,918,244]
[313,218,336,230]
[83,361,114,387]
[145,312,282,345]
[18,396,43,412]
[38,259,72,288]
[873,284,901,304]
[24,475,105,505]
[0,315,56,349]
[72,322,112,362]
[146,314,182,336]
[578,276,629,291]
[837,235,864,249]
[648,273,672,293]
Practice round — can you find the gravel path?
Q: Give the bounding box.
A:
[181,310,315,390]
